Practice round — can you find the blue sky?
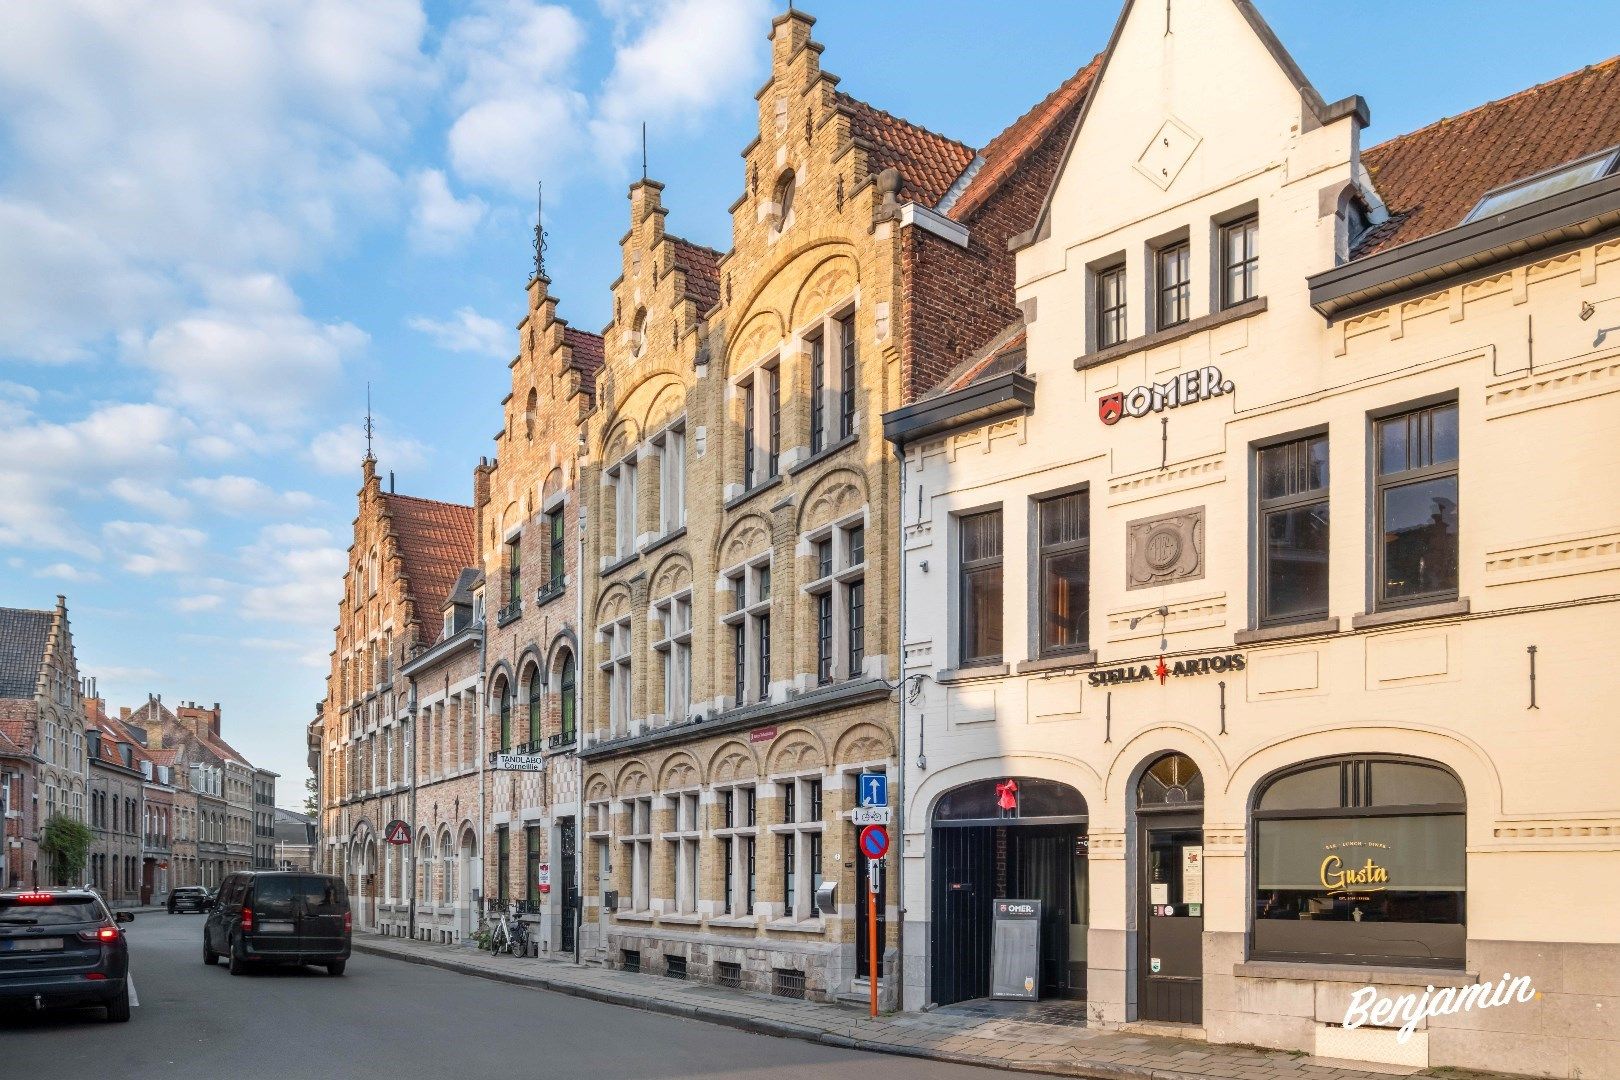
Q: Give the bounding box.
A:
[1,1,1613,802]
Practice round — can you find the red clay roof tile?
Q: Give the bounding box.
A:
[564,327,604,400]
[381,493,476,645]
[668,236,723,316]
[836,92,976,206]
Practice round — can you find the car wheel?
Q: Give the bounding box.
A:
[203,935,219,966]
[227,937,246,976]
[326,961,346,977]
[105,985,132,1023]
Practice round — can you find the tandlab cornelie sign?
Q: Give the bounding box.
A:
[1099,365,1235,426]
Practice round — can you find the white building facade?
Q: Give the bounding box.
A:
[885,2,1620,1075]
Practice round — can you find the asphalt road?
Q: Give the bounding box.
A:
[1,912,1001,1080]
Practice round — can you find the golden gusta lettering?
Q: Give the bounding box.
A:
[1320,854,1390,894]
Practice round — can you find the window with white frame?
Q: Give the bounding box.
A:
[776,776,823,918]
[652,593,692,725]
[806,308,858,454]
[739,362,780,489]
[807,520,866,684]
[655,424,686,533]
[722,559,772,706]
[719,785,757,915]
[609,454,638,560]
[600,617,633,737]
[665,790,700,914]
[626,796,653,911]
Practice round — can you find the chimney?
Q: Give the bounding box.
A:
[119,706,130,721]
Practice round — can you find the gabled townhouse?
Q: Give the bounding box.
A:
[575,8,1100,1005]
[0,596,88,888]
[885,1,1620,1074]
[474,264,603,955]
[85,700,147,904]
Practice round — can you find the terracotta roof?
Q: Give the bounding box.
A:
[836,92,976,206]
[0,726,20,756]
[202,731,251,768]
[564,326,604,400]
[929,322,1028,398]
[668,236,722,315]
[946,55,1102,221]
[1356,55,1620,258]
[144,747,181,766]
[0,607,51,700]
[90,713,149,771]
[382,492,476,645]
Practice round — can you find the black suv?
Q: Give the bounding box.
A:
[203,871,350,976]
[0,889,134,1022]
[168,886,210,914]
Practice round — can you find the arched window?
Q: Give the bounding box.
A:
[558,652,576,742]
[497,680,512,753]
[773,170,796,233]
[631,308,647,359]
[440,831,454,904]
[1137,752,1203,806]
[1251,756,1465,969]
[526,665,542,748]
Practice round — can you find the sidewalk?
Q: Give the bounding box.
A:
[350,934,1508,1080]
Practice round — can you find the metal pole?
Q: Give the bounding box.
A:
[868,858,879,1018]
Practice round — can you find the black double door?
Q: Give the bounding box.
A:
[930,823,1086,1006]
[559,817,578,953]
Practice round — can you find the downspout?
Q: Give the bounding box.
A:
[891,439,908,1013]
[574,495,586,966]
[406,673,417,941]
[477,616,488,929]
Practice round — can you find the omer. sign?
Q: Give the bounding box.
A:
[1099,365,1235,425]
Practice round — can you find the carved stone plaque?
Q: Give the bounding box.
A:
[1127,506,1205,589]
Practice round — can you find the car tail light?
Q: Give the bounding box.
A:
[241,907,254,932]
[343,910,351,933]
[76,926,119,943]
[83,972,107,981]
[15,892,52,904]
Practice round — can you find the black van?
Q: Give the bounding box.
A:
[203,872,350,977]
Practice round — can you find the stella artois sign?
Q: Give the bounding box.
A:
[1099,365,1235,426]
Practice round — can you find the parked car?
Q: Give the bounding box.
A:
[0,888,134,1022]
[168,887,210,914]
[203,871,350,977]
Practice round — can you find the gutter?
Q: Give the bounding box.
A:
[1310,172,1620,321]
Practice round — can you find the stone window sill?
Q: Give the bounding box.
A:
[1234,959,1475,988]
[1233,617,1340,646]
[1015,651,1098,675]
[788,433,858,476]
[705,914,759,929]
[1350,597,1469,631]
[723,474,783,513]
[1075,296,1267,370]
[936,663,1009,685]
[766,917,825,934]
[657,912,703,926]
[601,551,640,579]
[641,526,687,557]
[614,910,655,924]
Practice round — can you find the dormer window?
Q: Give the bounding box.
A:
[1462,146,1619,224]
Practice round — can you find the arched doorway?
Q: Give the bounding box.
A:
[458,828,478,939]
[1133,752,1204,1024]
[929,776,1088,1007]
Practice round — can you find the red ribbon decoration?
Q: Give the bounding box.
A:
[996,779,1019,812]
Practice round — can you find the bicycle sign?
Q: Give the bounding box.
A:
[858,824,889,860]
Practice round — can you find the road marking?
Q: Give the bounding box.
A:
[128,975,140,1007]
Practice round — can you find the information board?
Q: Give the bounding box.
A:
[990,898,1042,1000]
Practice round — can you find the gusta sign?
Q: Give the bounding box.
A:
[1099,365,1235,425]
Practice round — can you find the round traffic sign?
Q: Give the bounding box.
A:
[859,824,889,860]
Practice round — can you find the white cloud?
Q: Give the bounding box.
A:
[237,523,347,625]
[307,422,428,477]
[183,475,320,516]
[108,477,191,519]
[408,168,486,249]
[440,1,588,192]
[407,306,510,358]
[127,274,368,425]
[103,520,208,576]
[175,594,224,613]
[35,562,101,583]
[590,0,769,166]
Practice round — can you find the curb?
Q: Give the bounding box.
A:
[349,938,1203,1080]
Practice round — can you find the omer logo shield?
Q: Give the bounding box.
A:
[1098,365,1235,425]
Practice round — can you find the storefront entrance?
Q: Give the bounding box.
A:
[929,777,1087,1007]
[1134,753,1204,1024]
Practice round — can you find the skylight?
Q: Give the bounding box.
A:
[1462,146,1620,224]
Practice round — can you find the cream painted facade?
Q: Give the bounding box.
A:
[891,2,1620,1076]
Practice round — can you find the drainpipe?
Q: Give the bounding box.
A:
[406,675,417,942]
[891,440,909,1013]
[476,614,488,931]
[574,496,586,966]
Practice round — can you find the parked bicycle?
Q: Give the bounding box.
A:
[477,902,529,957]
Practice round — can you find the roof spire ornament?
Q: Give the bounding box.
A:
[363,383,376,462]
[641,121,648,180]
[532,181,548,280]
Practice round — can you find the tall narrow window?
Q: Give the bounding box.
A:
[815,592,833,685]
[838,313,857,439]
[547,509,565,589]
[1039,491,1090,656]
[1156,241,1191,328]
[611,458,638,559]
[499,683,512,753]
[768,366,781,478]
[654,594,692,725]
[658,426,685,533]
[525,826,543,907]
[723,560,772,707]
[809,520,867,684]
[526,668,542,747]
[559,654,576,742]
[1096,262,1127,349]
[959,509,1004,665]
[782,834,796,915]
[1221,216,1259,308]
[1376,402,1459,608]
[601,617,633,736]
[809,334,826,453]
[1257,435,1329,625]
[496,827,510,906]
[846,580,865,676]
[743,378,756,486]
[505,538,521,616]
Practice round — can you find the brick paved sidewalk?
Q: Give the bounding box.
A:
[350,934,1519,1080]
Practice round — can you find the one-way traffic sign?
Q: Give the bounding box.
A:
[859,772,888,807]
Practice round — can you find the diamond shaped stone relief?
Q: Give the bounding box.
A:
[1134,117,1202,191]
[1127,505,1205,589]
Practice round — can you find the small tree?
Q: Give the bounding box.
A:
[302,774,318,817]
[40,814,93,887]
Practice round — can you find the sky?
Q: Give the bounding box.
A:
[1,0,1614,805]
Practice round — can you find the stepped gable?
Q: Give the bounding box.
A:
[667,236,723,315]
[1356,54,1620,258]
[563,327,605,401]
[836,92,976,206]
[0,606,52,701]
[380,492,476,646]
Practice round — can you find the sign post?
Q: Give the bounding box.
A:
[858,822,889,1018]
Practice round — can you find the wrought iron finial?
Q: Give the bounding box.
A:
[363,383,375,462]
[532,181,548,280]
[641,122,648,180]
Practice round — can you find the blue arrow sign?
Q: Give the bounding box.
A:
[859,772,888,808]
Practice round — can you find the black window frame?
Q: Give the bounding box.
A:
[1373,401,1460,611]
[1095,261,1127,349]
[1038,489,1090,658]
[958,508,1004,666]
[1256,433,1330,627]
[838,313,857,440]
[547,508,565,588]
[768,365,781,477]
[1156,240,1191,329]
[815,591,834,686]
[1220,215,1259,309]
[809,332,827,454]
[846,579,865,676]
